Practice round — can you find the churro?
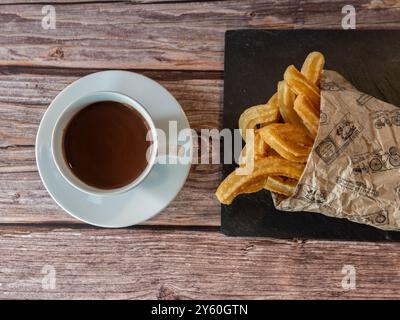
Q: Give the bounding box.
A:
[215,156,305,205]
[284,65,320,107]
[216,51,325,204]
[238,94,279,141]
[264,176,298,197]
[294,94,320,139]
[301,52,325,85]
[277,80,304,128]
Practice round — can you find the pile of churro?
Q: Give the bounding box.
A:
[216,52,325,205]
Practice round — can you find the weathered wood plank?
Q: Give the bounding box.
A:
[4,0,399,70]
[0,166,221,225]
[302,0,400,28]
[0,70,222,225]
[0,0,193,3]
[0,72,222,147]
[0,0,297,70]
[0,226,399,299]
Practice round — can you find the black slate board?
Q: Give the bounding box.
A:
[222,30,400,240]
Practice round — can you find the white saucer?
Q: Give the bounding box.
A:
[36,71,192,227]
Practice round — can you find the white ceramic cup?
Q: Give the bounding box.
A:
[51,91,158,196]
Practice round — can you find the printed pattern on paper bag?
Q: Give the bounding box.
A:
[315,113,363,165]
[352,147,400,174]
[394,184,400,201]
[347,210,389,226]
[293,183,327,204]
[356,93,373,106]
[336,177,379,197]
[320,112,328,125]
[372,110,400,130]
[281,71,400,231]
[320,80,346,92]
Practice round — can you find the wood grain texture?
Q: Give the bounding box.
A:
[1,1,400,300]
[0,0,193,3]
[0,167,221,225]
[0,69,222,225]
[0,71,222,147]
[1,0,399,70]
[0,226,399,299]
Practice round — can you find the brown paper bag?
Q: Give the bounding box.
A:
[275,70,400,231]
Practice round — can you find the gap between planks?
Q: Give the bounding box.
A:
[0,66,223,81]
[0,222,222,232]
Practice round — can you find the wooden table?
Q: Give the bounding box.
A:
[1,0,400,299]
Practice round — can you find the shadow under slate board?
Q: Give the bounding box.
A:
[222,29,400,240]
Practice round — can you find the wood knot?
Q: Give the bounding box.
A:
[49,47,64,59]
[154,56,165,62]
[241,244,255,252]
[293,238,307,250]
[11,193,21,200]
[157,285,179,300]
